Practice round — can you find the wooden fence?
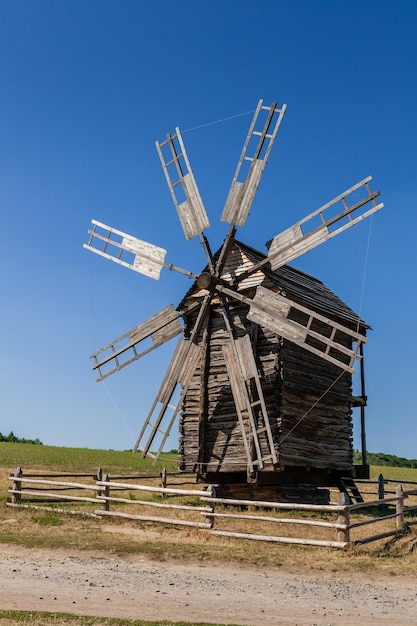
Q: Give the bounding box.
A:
[7,467,417,549]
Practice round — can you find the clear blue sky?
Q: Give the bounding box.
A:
[1,0,416,457]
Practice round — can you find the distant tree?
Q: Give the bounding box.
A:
[354,449,417,468]
[0,431,43,445]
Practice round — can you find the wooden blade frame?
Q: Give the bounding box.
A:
[221,100,286,227]
[134,293,213,461]
[84,220,167,280]
[133,339,203,463]
[247,286,367,374]
[267,176,383,270]
[223,335,278,473]
[156,128,210,241]
[90,305,183,381]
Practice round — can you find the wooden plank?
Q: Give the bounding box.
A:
[352,529,399,545]
[97,480,206,497]
[207,529,348,548]
[96,509,211,528]
[98,495,206,512]
[7,503,98,517]
[202,511,347,529]
[8,476,98,489]
[200,495,347,512]
[8,489,99,504]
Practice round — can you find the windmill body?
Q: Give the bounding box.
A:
[84,100,382,502]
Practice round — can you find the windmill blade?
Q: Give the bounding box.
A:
[84,220,167,279]
[221,100,286,227]
[267,176,383,270]
[246,286,367,374]
[133,339,203,462]
[156,128,210,241]
[84,220,197,279]
[215,291,278,471]
[134,292,213,461]
[222,335,278,472]
[90,305,183,381]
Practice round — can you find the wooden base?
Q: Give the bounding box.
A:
[193,466,362,504]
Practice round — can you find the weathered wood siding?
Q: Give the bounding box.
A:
[179,301,354,476]
[279,339,353,471]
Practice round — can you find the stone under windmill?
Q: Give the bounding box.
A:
[84,100,383,502]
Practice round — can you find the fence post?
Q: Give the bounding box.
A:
[160,467,167,489]
[396,484,405,530]
[97,467,102,481]
[337,492,351,545]
[205,485,216,529]
[101,474,110,512]
[378,473,385,500]
[11,467,23,504]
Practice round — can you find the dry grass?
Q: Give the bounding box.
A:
[2,449,417,578]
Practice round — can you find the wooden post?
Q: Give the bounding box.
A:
[102,474,110,512]
[160,467,167,489]
[11,467,22,504]
[378,473,385,500]
[97,467,102,481]
[337,492,350,545]
[359,342,368,467]
[205,485,216,529]
[396,484,405,530]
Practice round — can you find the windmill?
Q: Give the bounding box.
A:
[84,100,383,501]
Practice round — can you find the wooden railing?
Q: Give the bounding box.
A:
[7,467,417,549]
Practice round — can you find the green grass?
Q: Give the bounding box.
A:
[0,610,237,626]
[0,442,179,474]
[369,464,417,484]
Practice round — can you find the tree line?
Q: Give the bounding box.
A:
[354,449,417,468]
[0,431,43,445]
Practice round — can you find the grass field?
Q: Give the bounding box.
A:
[2,442,417,573]
[2,443,417,626]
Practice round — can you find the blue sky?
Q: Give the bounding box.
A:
[1,0,416,457]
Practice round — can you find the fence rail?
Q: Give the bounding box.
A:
[7,467,417,549]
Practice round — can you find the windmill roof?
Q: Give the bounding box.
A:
[179,239,369,331]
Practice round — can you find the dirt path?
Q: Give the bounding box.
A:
[1,544,416,625]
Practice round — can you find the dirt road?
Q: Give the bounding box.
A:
[1,544,416,625]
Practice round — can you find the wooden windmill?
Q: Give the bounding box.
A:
[84,100,383,501]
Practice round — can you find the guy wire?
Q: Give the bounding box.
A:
[183,109,255,133]
[88,255,136,446]
[279,205,374,445]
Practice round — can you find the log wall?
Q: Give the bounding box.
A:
[179,299,354,478]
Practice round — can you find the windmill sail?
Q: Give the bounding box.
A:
[267,177,383,270]
[84,220,167,279]
[247,286,366,374]
[221,100,286,227]
[156,128,210,241]
[222,335,278,472]
[90,305,183,381]
[133,339,202,462]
